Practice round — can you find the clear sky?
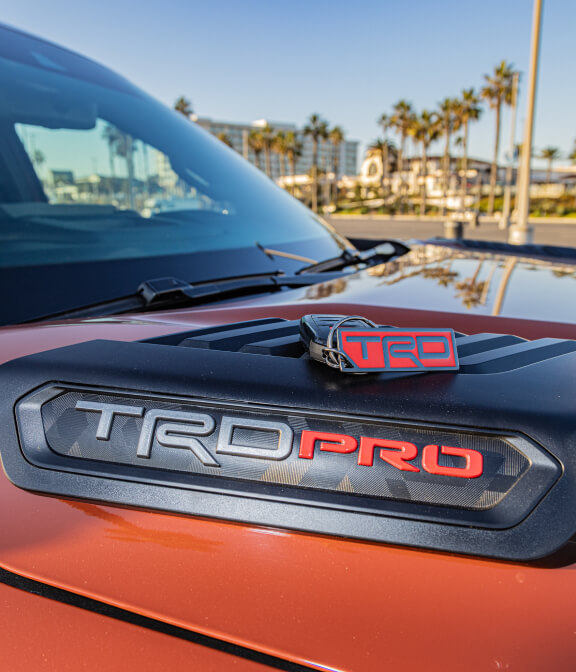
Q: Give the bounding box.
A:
[2,0,574,170]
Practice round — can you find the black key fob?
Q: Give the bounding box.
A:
[300,314,377,365]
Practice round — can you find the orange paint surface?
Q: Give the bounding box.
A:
[1,302,575,671]
[0,473,575,671]
[0,581,271,671]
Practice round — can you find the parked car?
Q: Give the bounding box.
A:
[1,23,575,671]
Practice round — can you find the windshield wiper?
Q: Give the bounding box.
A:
[298,240,410,274]
[27,271,346,322]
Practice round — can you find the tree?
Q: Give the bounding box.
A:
[569,141,576,164]
[216,132,234,148]
[174,96,193,118]
[438,97,461,215]
[31,149,45,179]
[248,130,264,171]
[377,113,393,195]
[390,100,414,211]
[284,131,303,195]
[102,124,120,181]
[369,139,396,198]
[456,88,482,207]
[539,146,561,183]
[113,132,137,210]
[409,110,441,215]
[272,131,288,178]
[481,61,514,215]
[328,126,345,209]
[260,124,275,178]
[303,113,328,212]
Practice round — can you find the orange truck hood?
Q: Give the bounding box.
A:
[0,297,575,672]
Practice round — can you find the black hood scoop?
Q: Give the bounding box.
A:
[1,317,575,561]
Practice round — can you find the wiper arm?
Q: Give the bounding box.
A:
[255,242,317,265]
[298,240,410,274]
[138,274,324,307]
[27,272,344,322]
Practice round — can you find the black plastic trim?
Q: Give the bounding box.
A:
[15,383,558,530]
[1,337,574,561]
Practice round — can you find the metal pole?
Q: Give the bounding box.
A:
[500,72,520,230]
[509,0,543,244]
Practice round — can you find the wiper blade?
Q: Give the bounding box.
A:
[298,240,410,274]
[28,272,344,322]
[138,274,323,306]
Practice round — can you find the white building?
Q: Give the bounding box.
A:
[194,116,358,180]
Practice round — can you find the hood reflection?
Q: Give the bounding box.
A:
[298,243,576,324]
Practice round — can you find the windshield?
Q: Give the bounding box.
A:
[0,26,347,323]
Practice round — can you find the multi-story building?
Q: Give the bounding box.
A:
[194,116,358,180]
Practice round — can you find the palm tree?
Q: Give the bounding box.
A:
[272,131,288,178]
[481,61,514,215]
[455,260,486,309]
[174,96,193,118]
[284,131,303,195]
[378,113,391,141]
[409,110,441,215]
[377,113,393,194]
[259,124,275,178]
[438,97,461,215]
[31,149,45,179]
[328,126,344,209]
[390,100,414,211]
[102,124,120,179]
[569,141,576,164]
[539,146,561,183]
[369,139,396,198]
[113,133,137,209]
[457,88,482,207]
[303,113,329,212]
[248,130,264,171]
[216,132,234,148]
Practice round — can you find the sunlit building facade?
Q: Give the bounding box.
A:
[195,116,358,180]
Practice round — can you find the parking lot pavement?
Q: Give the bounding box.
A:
[327,216,576,248]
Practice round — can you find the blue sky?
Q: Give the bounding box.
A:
[3,0,574,169]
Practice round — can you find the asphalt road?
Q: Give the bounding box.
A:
[327,216,576,248]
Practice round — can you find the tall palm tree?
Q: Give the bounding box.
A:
[31,149,45,179]
[102,124,120,180]
[272,131,288,178]
[481,61,514,215]
[369,139,396,198]
[457,88,482,207]
[216,132,234,148]
[329,126,345,209]
[409,110,441,215]
[284,131,303,195]
[112,132,136,209]
[174,96,193,118]
[377,113,392,194]
[539,147,561,183]
[303,113,328,212]
[378,113,391,140]
[390,100,414,211]
[438,97,461,215]
[259,124,275,178]
[248,130,264,171]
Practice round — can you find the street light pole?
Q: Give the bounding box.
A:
[499,71,520,230]
[509,0,543,244]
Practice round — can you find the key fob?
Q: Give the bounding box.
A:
[300,314,376,364]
